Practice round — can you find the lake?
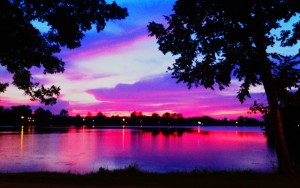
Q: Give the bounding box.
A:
[0,126,277,173]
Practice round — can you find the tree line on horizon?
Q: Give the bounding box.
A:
[0,105,261,127]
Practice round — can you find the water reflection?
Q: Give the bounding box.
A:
[20,126,24,155]
[0,126,277,173]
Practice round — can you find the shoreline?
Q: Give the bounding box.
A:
[1,168,300,188]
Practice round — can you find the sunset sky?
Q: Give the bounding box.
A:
[1,0,299,119]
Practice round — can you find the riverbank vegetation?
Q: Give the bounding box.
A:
[0,105,261,127]
[1,165,300,188]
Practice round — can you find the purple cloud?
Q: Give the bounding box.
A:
[85,74,266,119]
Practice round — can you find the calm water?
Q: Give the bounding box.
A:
[0,126,277,173]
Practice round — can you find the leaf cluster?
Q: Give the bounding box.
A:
[148,0,300,103]
[0,0,127,104]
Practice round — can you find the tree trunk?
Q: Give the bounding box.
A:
[251,3,295,175]
[262,79,295,176]
[255,42,295,176]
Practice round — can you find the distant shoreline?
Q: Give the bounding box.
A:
[0,106,263,127]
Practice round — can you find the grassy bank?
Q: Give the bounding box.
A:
[1,166,300,188]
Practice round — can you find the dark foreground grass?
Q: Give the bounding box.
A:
[1,165,300,188]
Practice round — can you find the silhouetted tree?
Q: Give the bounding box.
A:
[0,0,128,104]
[59,109,69,117]
[34,107,53,125]
[162,112,172,125]
[0,106,3,124]
[237,116,259,126]
[130,111,143,125]
[148,0,300,175]
[171,113,183,119]
[151,113,160,118]
[111,115,121,125]
[151,113,160,125]
[11,105,32,117]
[53,109,70,125]
[196,116,218,125]
[84,112,94,125]
[280,90,300,169]
[95,112,107,125]
[283,91,300,128]
[237,116,246,124]
[74,114,83,126]
[5,105,33,125]
[162,112,171,118]
[12,105,32,124]
[96,112,105,117]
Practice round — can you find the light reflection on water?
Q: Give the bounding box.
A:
[0,126,277,173]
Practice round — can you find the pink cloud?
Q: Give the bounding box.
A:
[60,27,149,62]
[63,72,113,81]
[83,74,266,120]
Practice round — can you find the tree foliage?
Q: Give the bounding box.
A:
[0,0,128,105]
[148,0,300,102]
[148,0,300,175]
